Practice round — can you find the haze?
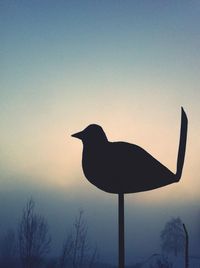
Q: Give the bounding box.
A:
[1,0,200,264]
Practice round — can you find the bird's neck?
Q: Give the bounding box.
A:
[83,139,108,148]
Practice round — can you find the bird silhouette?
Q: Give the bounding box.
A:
[72,108,188,194]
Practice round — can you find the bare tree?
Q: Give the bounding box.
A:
[161,217,185,257]
[89,244,98,268]
[59,210,98,268]
[73,210,88,267]
[18,198,51,268]
[0,229,17,267]
[59,233,74,268]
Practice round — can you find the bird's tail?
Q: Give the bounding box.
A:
[175,107,188,181]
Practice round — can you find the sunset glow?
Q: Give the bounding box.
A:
[1,1,200,264]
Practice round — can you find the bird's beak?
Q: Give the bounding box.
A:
[71,131,83,140]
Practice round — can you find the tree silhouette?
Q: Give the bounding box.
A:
[59,210,98,268]
[161,217,185,257]
[18,198,51,268]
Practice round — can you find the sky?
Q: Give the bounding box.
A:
[0,0,200,264]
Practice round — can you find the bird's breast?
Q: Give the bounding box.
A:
[82,147,104,179]
[82,146,111,189]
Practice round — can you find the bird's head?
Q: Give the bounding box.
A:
[71,124,108,145]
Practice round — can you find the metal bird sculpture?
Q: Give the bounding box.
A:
[72,108,187,193]
[71,107,188,268]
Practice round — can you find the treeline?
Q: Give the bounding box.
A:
[0,198,99,268]
[0,198,199,268]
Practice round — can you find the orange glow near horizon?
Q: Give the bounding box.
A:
[1,97,197,207]
[1,0,200,209]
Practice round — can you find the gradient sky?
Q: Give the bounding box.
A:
[1,0,200,264]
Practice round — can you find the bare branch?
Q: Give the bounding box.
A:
[18,198,51,268]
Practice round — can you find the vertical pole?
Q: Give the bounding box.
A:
[118,193,125,268]
[183,223,189,268]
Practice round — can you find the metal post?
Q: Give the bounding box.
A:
[183,223,189,268]
[118,193,125,268]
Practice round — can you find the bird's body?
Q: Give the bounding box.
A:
[82,141,175,193]
[72,108,188,194]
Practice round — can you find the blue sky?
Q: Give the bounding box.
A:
[1,0,200,263]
